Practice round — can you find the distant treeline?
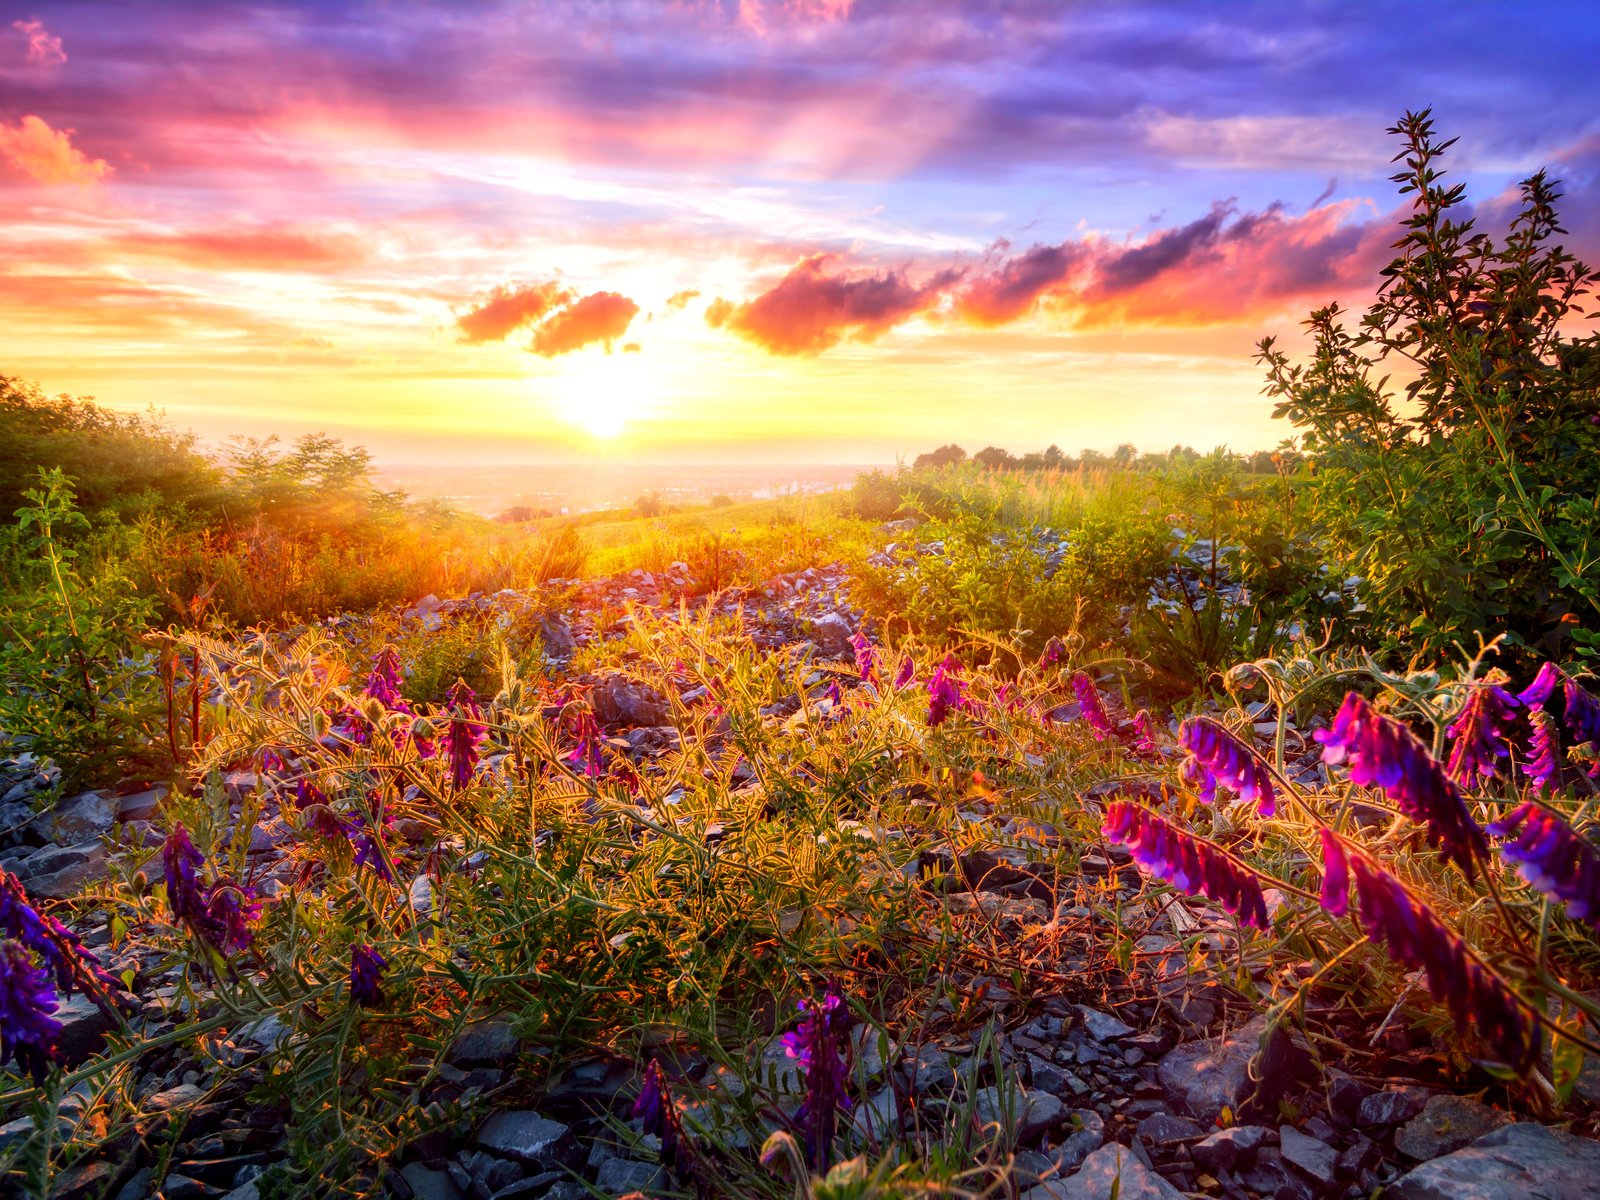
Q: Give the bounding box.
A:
[911,441,1301,474]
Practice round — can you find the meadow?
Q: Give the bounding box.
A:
[2,111,1600,1200]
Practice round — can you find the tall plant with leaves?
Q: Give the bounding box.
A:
[1259,110,1600,665]
[0,469,164,786]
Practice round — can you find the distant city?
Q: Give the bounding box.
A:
[372,462,877,519]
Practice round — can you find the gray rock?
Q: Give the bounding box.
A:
[147,1083,206,1112]
[114,1169,157,1200]
[908,1044,956,1095]
[30,791,118,844]
[1027,1053,1072,1098]
[1155,1014,1298,1125]
[219,1184,259,1200]
[1387,1122,1600,1200]
[850,1086,900,1141]
[539,614,576,658]
[1278,1125,1338,1184]
[1357,1084,1430,1127]
[591,673,671,726]
[1050,1110,1105,1174]
[594,1157,665,1195]
[1394,1094,1513,1161]
[55,992,113,1065]
[116,786,167,822]
[976,1081,1066,1143]
[809,612,855,656]
[449,1019,521,1067]
[1076,1007,1135,1042]
[1022,1143,1186,1200]
[476,1112,578,1168]
[1191,1125,1268,1174]
[15,841,107,898]
[1135,1113,1202,1145]
[399,1162,465,1200]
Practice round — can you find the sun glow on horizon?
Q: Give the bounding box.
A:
[546,347,661,439]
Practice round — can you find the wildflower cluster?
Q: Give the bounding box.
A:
[1070,671,1115,740]
[162,823,261,953]
[926,655,969,727]
[1179,716,1276,815]
[782,986,851,1172]
[1102,802,1269,929]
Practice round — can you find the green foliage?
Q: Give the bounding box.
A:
[1260,109,1600,666]
[0,470,165,786]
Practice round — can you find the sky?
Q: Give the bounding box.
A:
[3,1,1599,465]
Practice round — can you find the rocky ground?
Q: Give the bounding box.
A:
[3,541,1598,1200]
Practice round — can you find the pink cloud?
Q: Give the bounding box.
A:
[457,281,576,343]
[530,291,640,356]
[12,17,65,67]
[0,115,111,185]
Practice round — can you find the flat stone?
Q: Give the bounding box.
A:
[976,1081,1066,1143]
[1076,1007,1136,1042]
[116,786,167,822]
[147,1083,206,1112]
[398,1162,465,1200]
[1279,1125,1338,1184]
[448,1019,520,1067]
[219,1185,259,1200]
[1191,1125,1268,1174]
[475,1112,577,1168]
[1394,1094,1513,1162]
[1136,1113,1202,1145]
[1049,1110,1105,1174]
[1357,1085,1430,1128]
[1022,1143,1186,1200]
[1155,1014,1299,1125]
[30,791,118,844]
[809,612,855,655]
[16,841,107,899]
[55,992,113,1065]
[1388,1122,1600,1200]
[594,1157,665,1195]
[850,1086,900,1140]
[591,673,671,726]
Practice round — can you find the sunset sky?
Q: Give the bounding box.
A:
[4,1,1599,464]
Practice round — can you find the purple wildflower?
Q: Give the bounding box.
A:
[293,779,328,811]
[350,818,394,882]
[1565,679,1600,750]
[1488,802,1600,928]
[445,680,486,790]
[824,679,842,707]
[892,656,915,690]
[1179,717,1276,816]
[303,803,352,842]
[162,824,208,926]
[1314,692,1488,877]
[1319,828,1349,917]
[1131,709,1161,758]
[1039,636,1065,668]
[365,646,407,709]
[0,870,121,1010]
[567,709,605,779]
[850,632,877,684]
[0,939,62,1083]
[1526,709,1560,792]
[633,1060,693,1172]
[201,885,261,953]
[1070,672,1115,741]
[1445,683,1520,790]
[1519,662,1563,710]
[349,944,387,1007]
[1348,854,1537,1072]
[1102,802,1269,929]
[927,656,967,727]
[782,986,850,1172]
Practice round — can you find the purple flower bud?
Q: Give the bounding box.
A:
[567,709,605,779]
[350,944,387,1007]
[365,646,407,709]
[927,656,967,727]
[1179,717,1276,816]
[1525,709,1560,792]
[850,632,877,683]
[1315,693,1487,877]
[1319,828,1349,917]
[1070,672,1115,741]
[824,679,842,707]
[162,824,261,951]
[782,986,850,1172]
[893,656,915,690]
[1347,854,1536,1073]
[1445,683,1519,790]
[1039,637,1065,668]
[162,824,208,926]
[0,938,62,1083]
[1565,679,1600,750]
[1518,662,1563,710]
[202,885,261,953]
[1102,802,1269,929]
[445,680,486,790]
[1488,802,1600,927]
[633,1060,693,1172]
[0,870,122,1011]
[1131,710,1161,758]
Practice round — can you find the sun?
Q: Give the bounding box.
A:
[547,348,655,439]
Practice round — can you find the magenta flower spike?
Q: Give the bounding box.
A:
[1102,802,1270,929]
[1525,709,1560,792]
[162,824,208,926]
[1039,636,1065,667]
[1314,692,1487,877]
[1179,716,1276,816]
[927,655,967,727]
[782,986,850,1172]
[633,1060,693,1172]
[1070,671,1115,741]
[0,870,123,1011]
[365,646,407,709]
[1565,680,1600,757]
[1518,662,1563,710]
[0,938,62,1083]
[567,709,606,779]
[1131,709,1161,758]
[1444,683,1519,790]
[445,680,487,790]
[1318,828,1349,917]
[849,632,877,683]
[1347,854,1536,1072]
[1488,802,1600,928]
[349,944,387,1007]
[892,656,915,690]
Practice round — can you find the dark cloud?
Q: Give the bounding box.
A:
[708,254,961,355]
[956,241,1087,326]
[530,290,640,356]
[457,281,574,343]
